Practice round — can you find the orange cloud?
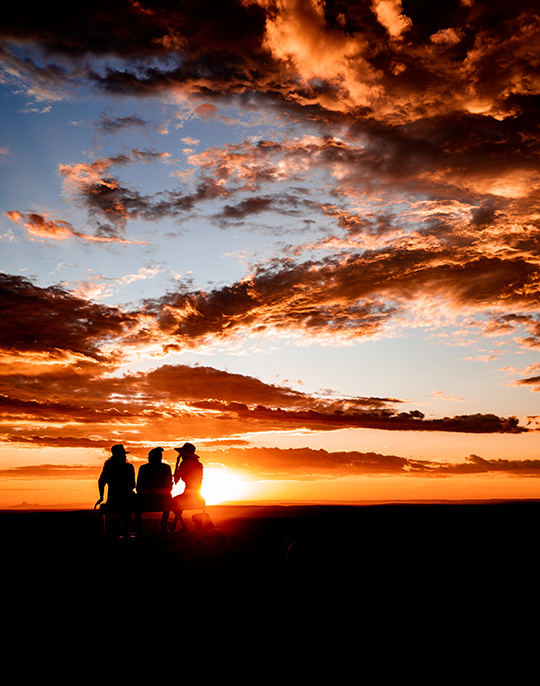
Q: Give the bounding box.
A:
[371,0,412,39]
[262,0,381,111]
[5,448,540,483]
[5,211,146,244]
[204,447,540,478]
[1,0,539,127]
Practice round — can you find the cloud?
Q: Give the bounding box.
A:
[0,264,527,466]
[209,447,540,478]
[194,103,219,121]
[142,236,540,352]
[57,151,230,237]
[94,111,149,134]
[513,376,540,392]
[5,210,147,244]
[0,273,137,364]
[5,449,540,483]
[5,3,539,260]
[0,268,528,445]
[430,391,469,403]
[3,0,539,126]
[371,0,412,39]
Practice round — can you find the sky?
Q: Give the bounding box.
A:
[1,0,540,507]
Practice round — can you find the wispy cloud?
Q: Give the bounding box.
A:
[430,391,469,403]
[5,211,147,244]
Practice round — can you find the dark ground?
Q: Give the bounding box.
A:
[2,501,539,658]
[3,501,538,589]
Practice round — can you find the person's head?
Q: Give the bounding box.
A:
[148,446,164,463]
[174,442,198,459]
[110,444,129,461]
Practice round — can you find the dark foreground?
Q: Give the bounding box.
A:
[3,501,539,642]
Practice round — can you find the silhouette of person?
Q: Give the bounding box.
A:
[136,446,173,534]
[170,442,205,532]
[94,444,136,536]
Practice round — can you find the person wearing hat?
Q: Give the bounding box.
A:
[94,444,136,536]
[169,442,204,532]
[135,446,173,534]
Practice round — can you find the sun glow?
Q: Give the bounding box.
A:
[170,465,251,505]
[201,466,251,505]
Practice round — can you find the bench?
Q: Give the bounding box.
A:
[98,498,208,535]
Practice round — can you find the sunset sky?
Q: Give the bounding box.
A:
[1,0,540,507]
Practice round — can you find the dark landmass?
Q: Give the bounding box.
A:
[2,501,538,640]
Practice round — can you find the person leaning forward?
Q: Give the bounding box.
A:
[169,442,204,532]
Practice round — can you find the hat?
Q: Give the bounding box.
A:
[174,442,197,457]
[111,444,129,456]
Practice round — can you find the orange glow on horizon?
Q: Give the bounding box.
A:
[171,466,253,505]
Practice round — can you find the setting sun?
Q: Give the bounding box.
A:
[170,466,251,505]
[201,467,251,505]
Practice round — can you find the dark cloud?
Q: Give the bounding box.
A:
[2,0,538,126]
[0,0,272,101]
[230,447,539,478]
[143,241,540,350]
[0,344,525,450]
[94,112,149,134]
[58,150,174,236]
[514,376,540,391]
[213,194,304,223]
[0,273,135,362]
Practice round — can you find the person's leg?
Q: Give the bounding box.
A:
[120,511,132,537]
[136,509,144,535]
[169,508,188,532]
[160,510,170,533]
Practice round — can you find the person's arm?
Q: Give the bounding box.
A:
[136,465,144,494]
[129,463,136,491]
[165,466,173,493]
[94,472,106,509]
[173,458,182,484]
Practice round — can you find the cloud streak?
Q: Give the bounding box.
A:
[4,449,540,483]
[5,211,147,244]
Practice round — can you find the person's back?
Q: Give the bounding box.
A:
[95,444,135,537]
[99,455,135,506]
[137,461,173,501]
[135,447,173,534]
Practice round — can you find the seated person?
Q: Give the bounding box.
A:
[136,446,173,534]
[170,442,205,532]
[94,444,136,536]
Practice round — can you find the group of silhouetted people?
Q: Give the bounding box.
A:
[94,442,205,536]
